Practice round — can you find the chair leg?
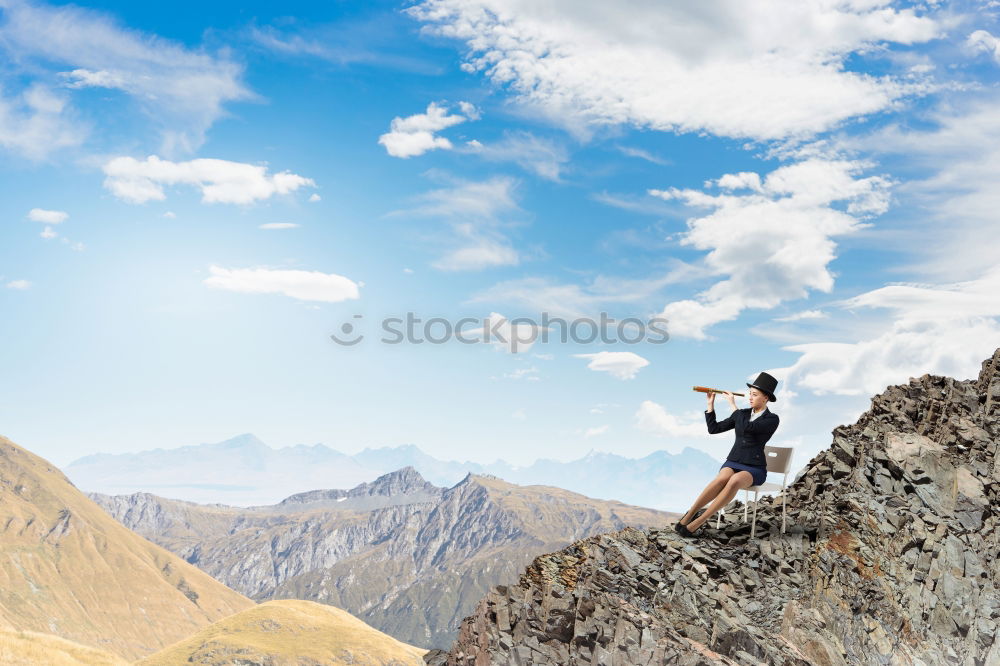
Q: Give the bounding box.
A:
[750,490,759,538]
[743,491,748,523]
[781,495,786,534]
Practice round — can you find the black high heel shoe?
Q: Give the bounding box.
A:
[674,508,705,534]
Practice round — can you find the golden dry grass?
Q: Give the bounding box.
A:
[0,435,255,660]
[136,599,428,666]
[0,625,128,665]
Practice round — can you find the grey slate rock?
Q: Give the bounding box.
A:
[428,348,1000,665]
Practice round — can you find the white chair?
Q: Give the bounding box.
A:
[714,446,794,538]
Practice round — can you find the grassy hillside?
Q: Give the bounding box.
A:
[0,625,128,666]
[137,599,427,665]
[0,435,255,660]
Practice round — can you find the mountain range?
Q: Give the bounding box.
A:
[0,434,432,663]
[89,467,672,649]
[65,435,724,511]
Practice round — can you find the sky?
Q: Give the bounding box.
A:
[2,0,1000,472]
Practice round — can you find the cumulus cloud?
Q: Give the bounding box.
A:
[378,101,478,157]
[634,401,705,437]
[203,265,360,303]
[0,0,251,155]
[583,424,609,438]
[967,30,1000,64]
[773,264,1000,398]
[574,351,649,380]
[0,84,84,159]
[5,279,31,290]
[102,155,315,204]
[27,208,68,223]
[40,226,57,239]
[649,158,891,339]
[408,0,938,141]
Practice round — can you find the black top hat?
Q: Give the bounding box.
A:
[746,371,779,402]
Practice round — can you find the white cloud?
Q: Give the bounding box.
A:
[773,264,1000,398]
[843,97,1000,280]
[463,130,568,180]
[163,211,176,219]
[503,365,540,380]
[0,0,251,155]
[434,241,519,271]
[102,155,315,205]
[5,279,31,290]
[468,312,544,353]
[574,351,649,380]
[650,158,890,339]
[409,0,939,141]
[0,84,84,159]
[511,408,527,420]
[466,265,698,320]
[617,145,670,165]
[774,309,828,322]
[40,226,57,239]
[967,30,1000,64]
[634,401,705,437]
[309,193,321,203]
[259,222,300,230]
[583,424,609,438]
[27,208,68,224]
[378,101,477,157]
[203,265,360,303]
[397,175,524,271]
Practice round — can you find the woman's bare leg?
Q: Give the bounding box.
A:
[679,468,735,525]
[687,471,753,531]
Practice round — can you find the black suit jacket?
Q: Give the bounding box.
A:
[705,406,779,467]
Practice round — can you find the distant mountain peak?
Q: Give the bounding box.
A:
[211,433,268,450]
[364,466,437,496]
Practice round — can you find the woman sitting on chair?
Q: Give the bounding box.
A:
[676,372,780,538]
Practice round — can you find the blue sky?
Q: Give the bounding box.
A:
[2,0,1000,471]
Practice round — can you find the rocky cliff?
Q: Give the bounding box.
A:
[91,467,671,649]
[426,349,1000,665]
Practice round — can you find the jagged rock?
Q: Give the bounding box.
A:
[429,348,1000,665]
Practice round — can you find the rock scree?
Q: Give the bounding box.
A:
[425,349,1000,665]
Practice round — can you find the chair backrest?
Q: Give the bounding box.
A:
[763,446,794,474]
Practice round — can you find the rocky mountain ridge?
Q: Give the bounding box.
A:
[91,467,672,649]
[426,349,1000,665]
